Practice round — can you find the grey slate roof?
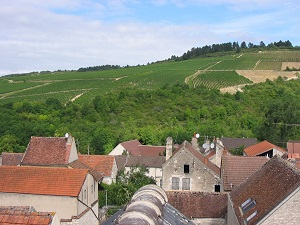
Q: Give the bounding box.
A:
[221,137,257,150]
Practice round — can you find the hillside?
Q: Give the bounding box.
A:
[1,50,299,105]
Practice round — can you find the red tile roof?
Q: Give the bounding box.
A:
[21,136,73,166]
[68,159,103,182]
[287,140,300,155]
[78,154,114,177]
[0,206,55,225]
[229,156,300,225]
[137,145,165,156]
[0,166,88,197]
[166,191,227,219]
[244,140,286,156]
[173,141,220,176]
[120,140,165,156]
[1,152,24,166]
[121,140,141,153]
[221,155,269,191]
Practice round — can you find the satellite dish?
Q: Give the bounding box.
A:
[195,133,200,139]
[202,143,208,149]
[210,143,215,149]
[65,133,69,138]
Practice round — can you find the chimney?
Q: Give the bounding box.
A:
[205,139,210,152]
[215,138,224,168]
[166,137,173,161]
[192,137,199,151]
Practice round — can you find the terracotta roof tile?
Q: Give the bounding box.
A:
[121,140,141,154]
[244,140,286,156]
[120,140,165,156]
[21,136,73,166]
[115,155,165,170]
[221,155,269,191]
[1,152,24,166]
[0,206,54,225]
[229,156,300,225]
[78,154,114,177]
[137,145,165,156]
[222,137,257,150]
[287,140,300,155]
[166,191,227,219]
[69,159,103,182]
[0,166,88,197]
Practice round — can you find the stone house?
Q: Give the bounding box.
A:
[115,155,166,185]
[243,140,286,158]
[0,166,100,225]
[109,139,165,156]
[220,155,269,192]
[227,156,300,225]
[162,139,220,192]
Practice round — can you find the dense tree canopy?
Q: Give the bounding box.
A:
[0,78,300,154]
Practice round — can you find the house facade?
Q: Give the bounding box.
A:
[0,166,99,225]
[115,155,165,185]
[162,140,220,192]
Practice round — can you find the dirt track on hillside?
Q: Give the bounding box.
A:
[220,70,299,94]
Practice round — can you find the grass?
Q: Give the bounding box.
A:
[1,50,299,104]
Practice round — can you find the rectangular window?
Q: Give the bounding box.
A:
[184,164,190,174]
[182,178,190,190]
[245,210,257,223]
[91,185,94,194]
[240,198,256,214]
[84,190,87,199]
[215,184,220,192]
[171,177,179,190]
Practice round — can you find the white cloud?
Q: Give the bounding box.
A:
[0,0,299,76]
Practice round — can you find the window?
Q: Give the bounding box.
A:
[184,164,190,174]
[91,185,94,194]
[215,184,220,192]
[244,211,257,224]
[172,177,179,190]
[182,178,190,190]
[240,198,256,214]
[84,190,87,199]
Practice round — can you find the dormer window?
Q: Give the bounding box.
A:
[240,198,256,214]
[184,164,190,174]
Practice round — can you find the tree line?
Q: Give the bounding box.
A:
[171,40,295,61]
[1,77,300,155]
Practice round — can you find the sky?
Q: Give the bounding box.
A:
[0,0,299,76]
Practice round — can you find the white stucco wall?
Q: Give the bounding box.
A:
[109,144,126,156]
[68,137,79,163]
[123,166,162,186]
[78,174,98,216]
[0,192,77,222]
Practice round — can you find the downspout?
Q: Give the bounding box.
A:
[77,198,99,222]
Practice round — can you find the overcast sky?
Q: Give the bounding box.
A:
[0,0,299,76]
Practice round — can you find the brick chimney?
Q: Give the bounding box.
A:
[166,137,173,161]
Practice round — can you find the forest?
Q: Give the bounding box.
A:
[1,76,300,155]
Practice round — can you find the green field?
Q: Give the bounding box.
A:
[1,50,299,105]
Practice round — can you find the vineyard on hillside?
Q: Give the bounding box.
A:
[188,71,253,89]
